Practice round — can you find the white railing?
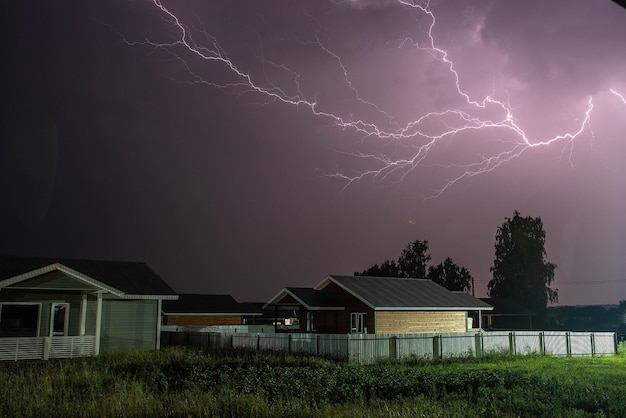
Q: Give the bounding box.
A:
[161,330,617,364]
[0,336,96,361]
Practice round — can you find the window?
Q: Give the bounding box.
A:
[51,303,70,336]
[0,303,41,337]
[350,312,366,333]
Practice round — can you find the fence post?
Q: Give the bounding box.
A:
[474,333,482,358]
[539,332,545,356]
[432,335,440,361]
[288,334,292,354]
[316,335,320,356]
[43,337,50,361]
[389,336,397,361]
[565,332,571,357]
[508,332,514,356]
[590,333,595,357]
[257,334,261,351]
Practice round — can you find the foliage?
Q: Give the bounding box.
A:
[426,257,473,292]
[397,239,431,279]
[489,210,558,321]
[0,348,625,417]
[356,239,431,279]
[354,259,399,277]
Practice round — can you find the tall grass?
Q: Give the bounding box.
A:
[0,346,624,417]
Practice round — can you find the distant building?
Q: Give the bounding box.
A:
[162,294,262,327]
[265,275,492,334]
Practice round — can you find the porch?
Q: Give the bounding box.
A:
[0,335,96,361]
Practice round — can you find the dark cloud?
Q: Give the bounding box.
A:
[1,0,625,305]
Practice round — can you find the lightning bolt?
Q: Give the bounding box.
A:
[611,89,626,105]
[129,0,620,198]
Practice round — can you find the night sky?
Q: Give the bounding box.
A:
[3,0,626,305]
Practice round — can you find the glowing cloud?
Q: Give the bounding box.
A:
[129,0,623,198]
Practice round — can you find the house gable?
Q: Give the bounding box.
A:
[0,263,123,296]
[0,256,177,300]
[7,270,99,291]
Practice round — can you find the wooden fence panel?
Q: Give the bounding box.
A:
[397,334,434,360]
[318,335,349,360]
[440,333,475,357]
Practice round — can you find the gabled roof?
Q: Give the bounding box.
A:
[316,275,493,311]
[162,294,262,316]
[264,287,345,310]
[0,255,177,299]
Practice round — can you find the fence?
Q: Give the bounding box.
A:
[161,330,617,363]
[0,336,96,361]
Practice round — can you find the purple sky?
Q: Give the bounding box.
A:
[2,0,626,305]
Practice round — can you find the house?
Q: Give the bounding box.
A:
[479,297,536,330]
[0,255,177,360]
[264,275,493,334]
[162,294,262,327]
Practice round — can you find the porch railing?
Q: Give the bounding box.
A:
[0,336,96,361]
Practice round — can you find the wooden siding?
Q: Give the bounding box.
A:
[310,310,339,333]
[375,311,466,334]
[165,315,243,326]
[321,282,375,333]
[100,299,158,351]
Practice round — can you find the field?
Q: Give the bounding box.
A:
[0,344,624,417]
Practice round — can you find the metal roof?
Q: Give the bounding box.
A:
[162,294,262,315]
[317,275,493,311]
[0,255,177,298]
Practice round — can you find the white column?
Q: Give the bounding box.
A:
[80,294,87,336]
[156,299,162,350]
[94,291,103,356]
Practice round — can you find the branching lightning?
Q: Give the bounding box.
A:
[611,89,626,105]
[131,0,621,198]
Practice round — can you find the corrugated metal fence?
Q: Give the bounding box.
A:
[161,330,617,363]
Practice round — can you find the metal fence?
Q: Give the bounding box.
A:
[161,330,617,363]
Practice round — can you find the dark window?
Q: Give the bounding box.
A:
[0,304,40,337]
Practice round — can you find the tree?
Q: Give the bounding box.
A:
[397,240,431,279]
[488,211,558,321]
[355,239,430,279]
[355,259,400,277]
[427,257,473,292]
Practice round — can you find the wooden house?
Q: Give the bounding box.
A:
[265,275,493,334]
[162,294,262,327]
[0,256,177,360]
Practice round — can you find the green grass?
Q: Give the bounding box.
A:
[0,346,624,417]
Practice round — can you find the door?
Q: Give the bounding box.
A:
[50,303,70,336]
